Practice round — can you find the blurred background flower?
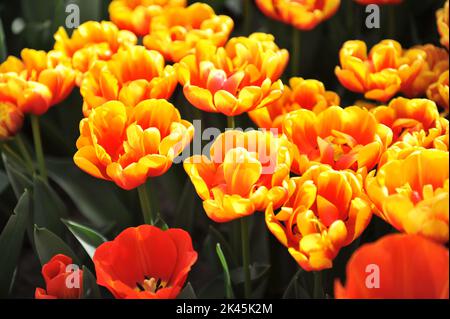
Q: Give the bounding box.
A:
[335,234,449,299]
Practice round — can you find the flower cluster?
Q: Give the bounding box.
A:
[0,0,448,300]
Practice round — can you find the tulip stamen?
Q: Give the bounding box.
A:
[136,277,167,293]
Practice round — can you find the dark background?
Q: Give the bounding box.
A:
[0,0,446,298]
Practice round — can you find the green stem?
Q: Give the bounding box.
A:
[30,115,47,182]
[0,143,26,168]
[15,134,34,173]
[240,217,251,298]
[226,115,251,298]
[292,27,301,76]
[313,271,324,299]
[138,183,153,225]
[244,0,252,35]
[227,115,235,129]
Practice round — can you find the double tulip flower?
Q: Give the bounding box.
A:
[282,106,392,175]
[176,33,289,116]
[335,40,448,103]
[80,45,177,116]
[255,0,341,30]
[184,130,296,222]
[249,77,340,131]
[266,164,372,270]
[74,99,194,190]
[54,21,137,84]
[427,70,449,112]
[366,149,449,244]
[0,48,75,115]
[371,97,448,152]
[143,3,234,63]
[109,0,187,36]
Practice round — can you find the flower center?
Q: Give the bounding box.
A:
[135,277,167,293]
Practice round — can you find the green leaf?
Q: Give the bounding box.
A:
[0,170,8,194]
[62,219,107,260]
[82,266,101,299]
[34,225,79,266]
[153,214,169,230]
[230,263,270,285]
[209,226,237,267]
[47,158,134,229]
[216,243,234,299]
[2,154,32,199]
[174,179,200,232]
[177,282,197,299]
[33,176,68,238]
[0,190,31,297]
[0,18,6,62]
[282,269,311,299]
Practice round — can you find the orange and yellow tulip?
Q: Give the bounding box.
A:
[54,21,137,84]
[437,0,449,50]
[109,0,187,36]
[335,40,404,102]
[176,33,288,116]
[80,46,177,117]
[184,130,296,222]
[427,70,449,112]
[400,44,448,98]
[0,102,23,141]
[282,106,392,175]
[74,99,194,190]
[143,3,234,62]
[0,49,75,115]
[365,149,449,243]
[94,225,197,299]
[248,77,340,131]
[266,164,372,271]
[336,41,447,102]
[372,98,448,155]
[335,234,449,299]
[255,0,341,30]
[371,97,441,143]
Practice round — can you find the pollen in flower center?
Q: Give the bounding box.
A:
[135,277,167,293]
